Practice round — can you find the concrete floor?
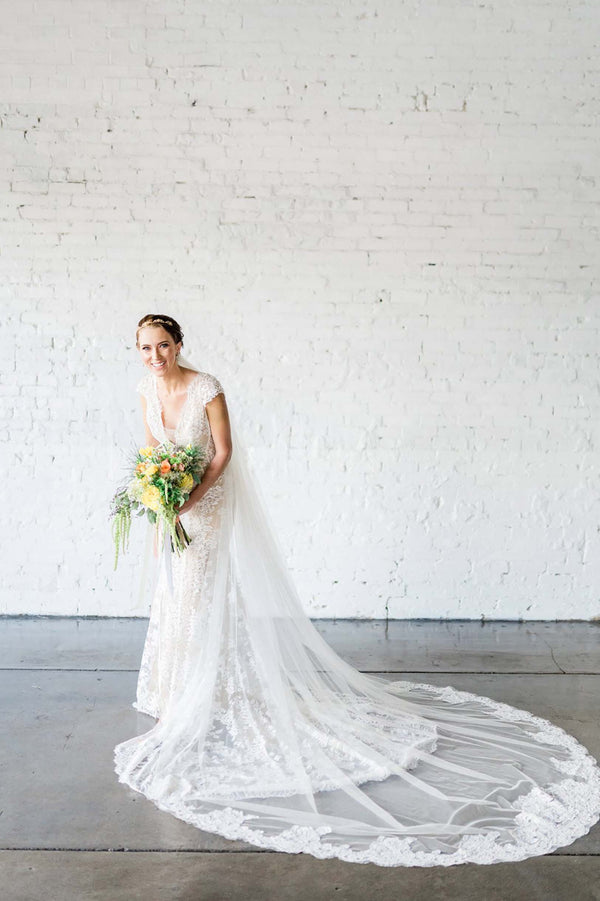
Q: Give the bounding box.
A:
[1,618,599,901]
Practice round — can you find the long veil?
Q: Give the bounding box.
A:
[114,355,600,867]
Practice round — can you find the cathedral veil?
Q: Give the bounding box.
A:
[114,354,600,867]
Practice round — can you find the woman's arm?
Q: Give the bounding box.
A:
[178,393,232,514]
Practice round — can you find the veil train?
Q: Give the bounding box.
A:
[114,355,600,867]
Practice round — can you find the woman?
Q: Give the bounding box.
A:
[115,313,600,868]
[127,314,232,719]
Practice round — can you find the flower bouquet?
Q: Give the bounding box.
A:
[110,442,205,569]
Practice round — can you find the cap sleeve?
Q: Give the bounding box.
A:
[201,372,224,406]
[136,371,152,399]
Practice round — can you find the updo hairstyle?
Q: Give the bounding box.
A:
[136,314,184,350]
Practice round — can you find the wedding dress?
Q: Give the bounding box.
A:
[114,361,600,867]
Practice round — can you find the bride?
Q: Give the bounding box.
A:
[114,313,600,867]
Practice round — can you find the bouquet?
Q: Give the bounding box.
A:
[110,441,205,569]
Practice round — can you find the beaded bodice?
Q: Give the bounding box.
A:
[136,369,224,467]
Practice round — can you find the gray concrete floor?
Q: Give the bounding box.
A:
[1,618,599,901]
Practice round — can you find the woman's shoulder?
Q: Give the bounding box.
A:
[191,370,225,406]
[135,370,153,398]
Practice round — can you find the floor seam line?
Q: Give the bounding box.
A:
[1,668,599,675]
[1,848,598,856]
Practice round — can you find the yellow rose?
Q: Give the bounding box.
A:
[180,473,194,494]
[139,446,154,458]
[144,463,159,477]
[141,485,162,512]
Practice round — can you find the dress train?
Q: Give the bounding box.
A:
[114,366,600,867]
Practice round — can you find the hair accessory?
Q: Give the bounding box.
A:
[137,317,183,342]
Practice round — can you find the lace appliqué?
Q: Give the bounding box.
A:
[115,679,600,867]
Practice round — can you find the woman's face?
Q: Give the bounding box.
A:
[137,325,182,377]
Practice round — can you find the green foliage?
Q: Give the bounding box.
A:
[111,505,132,570]
[109,439,206,569]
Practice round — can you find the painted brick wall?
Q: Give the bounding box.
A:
[3,0,599,618]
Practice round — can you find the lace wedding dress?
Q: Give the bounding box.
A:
[114,365,600,867]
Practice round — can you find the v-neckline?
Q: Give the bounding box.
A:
[152,370,201,438]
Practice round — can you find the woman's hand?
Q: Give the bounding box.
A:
[176,487,199,518]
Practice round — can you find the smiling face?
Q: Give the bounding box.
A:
[137,325,182,377]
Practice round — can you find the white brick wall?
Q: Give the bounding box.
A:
[2,0,599,619]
